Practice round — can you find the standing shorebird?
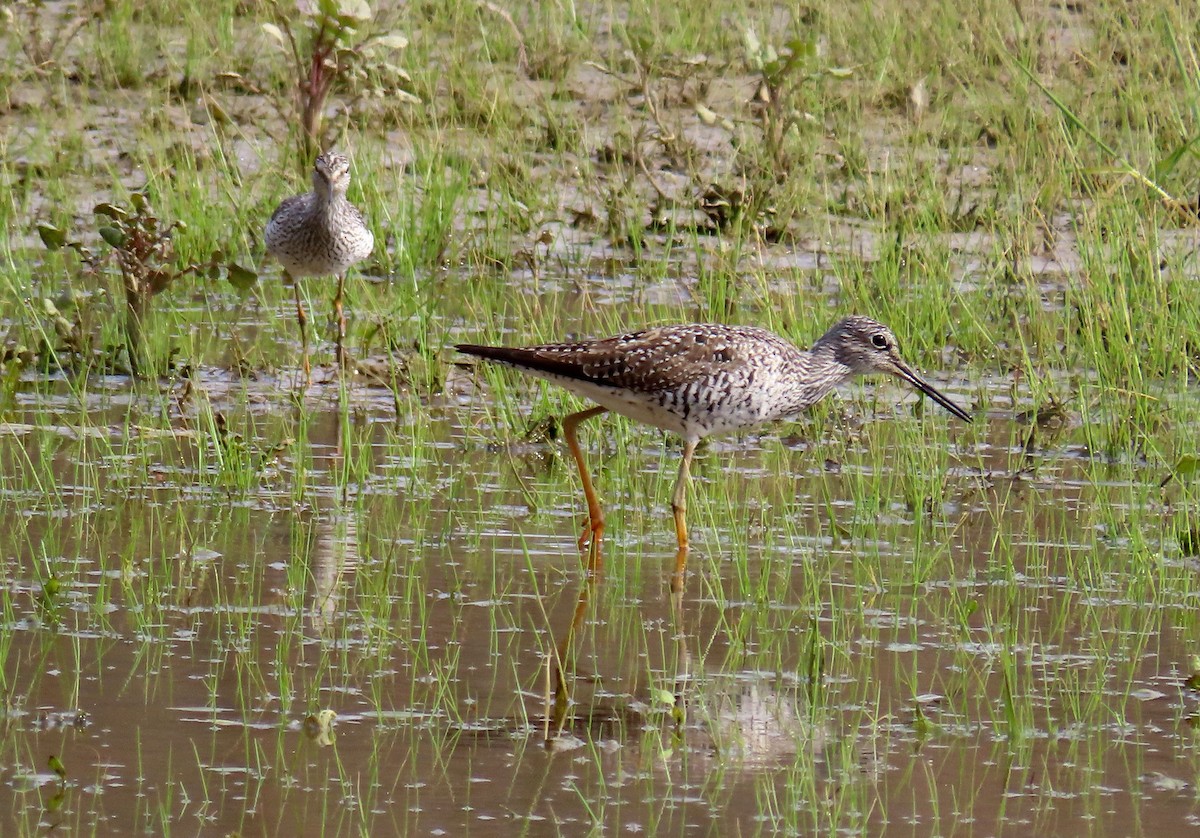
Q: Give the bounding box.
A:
[457,316,972,588]
[265,151,373,383]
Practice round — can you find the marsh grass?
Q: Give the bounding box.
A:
[4,0,1200,833]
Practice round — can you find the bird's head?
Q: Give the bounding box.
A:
[817,315,972,422]
[312,152,352,199]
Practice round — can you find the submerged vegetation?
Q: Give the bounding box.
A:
[1,0,1200,834]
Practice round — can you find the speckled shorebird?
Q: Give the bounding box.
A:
[265,151,373,383]
[457,316,972,588]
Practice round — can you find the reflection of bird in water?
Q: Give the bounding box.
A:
[549,672,830,766]
[458,316,972,586]
[266,151,373,384]
[310,514,359,636]
[696,676,827,765]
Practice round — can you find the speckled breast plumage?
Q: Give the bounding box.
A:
[265,196,373,277]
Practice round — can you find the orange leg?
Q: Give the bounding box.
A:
[670,439,698,593]
[562,406,609,576]
[291,273,311,388]
[333,273,348,371]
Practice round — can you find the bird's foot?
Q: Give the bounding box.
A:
[576,515,604,553]
[576,516,604,578]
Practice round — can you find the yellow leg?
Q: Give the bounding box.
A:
[291,273,311,388]
[562,406,609,576]
[334,273,347,371]
[671,439,698,593]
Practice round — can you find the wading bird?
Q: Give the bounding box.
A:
[266,151,373,384]
[457,316,972,589]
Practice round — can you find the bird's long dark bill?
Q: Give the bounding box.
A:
[892,362,972,423]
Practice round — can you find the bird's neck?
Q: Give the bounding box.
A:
[317,192,346,217]
[781,344,853,415]
[311,179,345,207]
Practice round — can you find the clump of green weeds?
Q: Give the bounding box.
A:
[733,25,851,229]
[263,0,417,161]
[744,28,822,171]
[39,194,249,376]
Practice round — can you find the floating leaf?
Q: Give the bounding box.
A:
[1145,772,1188,792]
[226,263,258,292]
[651,688,675,707]
[912,702,931,737]
[546,734,585,753]
[41,298,60,318]
[98,226,127,248]
[1131,688,1166,702]
[48,755,66,780]
[1185,655,1200,690]
[37,224,67,250]
[303,708,337,746]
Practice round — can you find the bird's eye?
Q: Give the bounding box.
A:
[871,334,889,349]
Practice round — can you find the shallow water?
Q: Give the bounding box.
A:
[2,349,1198,837]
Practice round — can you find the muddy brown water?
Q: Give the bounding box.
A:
[1,361,1198,837]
